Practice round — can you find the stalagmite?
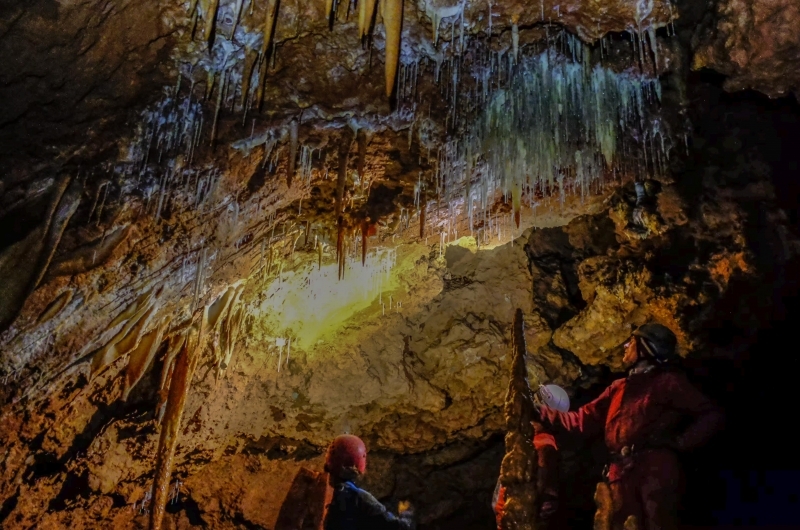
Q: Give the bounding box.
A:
[288,119,299,188]
[123,318,171,400]
[382,0,403,97]
[498,308,539,530]
[149,310,207,530]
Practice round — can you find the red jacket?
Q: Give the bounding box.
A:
[541,367,723,454]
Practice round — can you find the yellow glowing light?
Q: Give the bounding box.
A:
[255,248,399,349]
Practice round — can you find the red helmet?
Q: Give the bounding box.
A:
[324,435,367,478]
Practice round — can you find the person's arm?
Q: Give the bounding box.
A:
[538,379,621,437]
[665,371,724,450]
[356,488,415,530]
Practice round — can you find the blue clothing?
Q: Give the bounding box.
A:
[324,481,414,530]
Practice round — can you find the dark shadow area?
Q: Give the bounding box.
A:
[676,71,800,529]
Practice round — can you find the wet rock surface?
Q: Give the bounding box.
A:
[2,0,800,528]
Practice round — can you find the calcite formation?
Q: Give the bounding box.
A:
[498,309,540,530]
[1,0,800,528]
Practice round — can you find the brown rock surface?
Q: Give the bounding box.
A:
[693,0,800,99]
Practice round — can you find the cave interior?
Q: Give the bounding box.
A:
[1,0,799,528]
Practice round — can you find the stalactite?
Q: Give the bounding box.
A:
[325,0,335,23]
[498,308,539,530]
[156,333,185,423]
[361,219,368,266]
[335,142,349,218]
[359,0,378,38]
[204,0,220,48]
[36,290,73,324]
[420,191,426,239]
[337,216,345,280]
[382,0,403,97]
[287,119,299,188]
[90,290,157,379]
[149,310,207,530]
[232,0,244,36]
[240,48,259,111]
[357,128,367,178]
[218,284,245,377]
[210,68,227,146]
[257,0,279,108]
[123,317,171,401]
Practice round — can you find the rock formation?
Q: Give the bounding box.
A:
[1,0,799,528]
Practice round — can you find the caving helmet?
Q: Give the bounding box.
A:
[538,384,570,412]
[632,323,678,363]
[324,434,367,480]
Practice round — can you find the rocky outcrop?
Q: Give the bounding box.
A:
[693,0,800,100]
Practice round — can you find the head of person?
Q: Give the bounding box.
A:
[324,434,367,482]
[623,323,678,367]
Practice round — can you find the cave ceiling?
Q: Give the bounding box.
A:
[1,0,800,528]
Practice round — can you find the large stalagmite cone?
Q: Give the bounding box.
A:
[498,308,539,530]
[382,0,403,97]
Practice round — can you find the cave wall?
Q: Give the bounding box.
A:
[2,0,800,528]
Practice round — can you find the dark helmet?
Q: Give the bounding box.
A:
[324,435,367,479]
[632,323,678,362]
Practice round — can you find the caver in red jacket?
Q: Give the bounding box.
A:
[494,425,560,529]
[540,366,723,530]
